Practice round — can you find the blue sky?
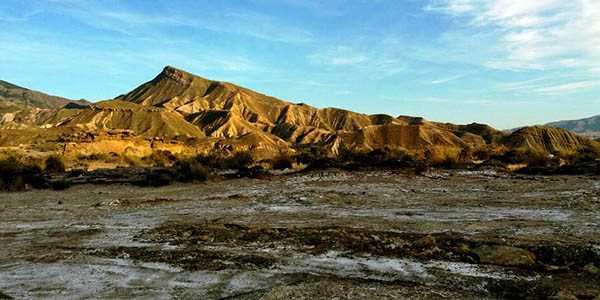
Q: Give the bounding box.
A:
[0,0,599,129]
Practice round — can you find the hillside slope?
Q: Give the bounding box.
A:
[2,66,599,158]
[500,126,600,153]
[0,80,89,111]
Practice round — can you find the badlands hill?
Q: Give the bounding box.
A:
[0,66,598,157]
[0,80,89,111]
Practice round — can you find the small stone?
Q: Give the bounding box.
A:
[454,243,471,254]
[583,263,599,274]
[545,265,569,272]
[415,235,437,248]
[472,245,535,267]
[550,290,578,300]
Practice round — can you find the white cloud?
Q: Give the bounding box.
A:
[425,0,600,72]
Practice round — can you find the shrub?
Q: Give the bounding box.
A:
[44,155,65,173]
[226,151,254,170]
[457,146,474,163]
[51,180,71,191]
[194,153,227,169]
[272,153,294,170]
[440,156,462,169]
[562,149,599,165]
[146,150,176,165]
[178,159,209,182]
[524,151,555,168]
[146,172,172,187]
[0,157,47,191]
[472,146,490,161]
[123,155,143,166]
[294,145,329,164]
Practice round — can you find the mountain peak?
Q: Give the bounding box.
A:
[155,65,212,86]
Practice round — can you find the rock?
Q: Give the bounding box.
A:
[453,243,471,254]
[583,263,599,274]
[472,245,535,267]
[415,235,437,247]
[545,265,570,272]
[0,291,14,299]
[228,194,247,199]
[92,199,130,207]
[550,290,578,300]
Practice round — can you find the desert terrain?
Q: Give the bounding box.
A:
[1,167,599,299]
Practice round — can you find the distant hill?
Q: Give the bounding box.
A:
[0,80,90,111]
[1,66,598,158]
[506,115,600,140]
[546,115,600,139]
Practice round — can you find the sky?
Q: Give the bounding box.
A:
[0,0,599,129]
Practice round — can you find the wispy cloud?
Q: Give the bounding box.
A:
[307,43,406,77]
[331,56,367,66]
[532,80,600,95]
[427,73,468,85]
[258,0,349,16]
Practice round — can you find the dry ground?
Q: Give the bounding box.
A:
[1,169,599,299]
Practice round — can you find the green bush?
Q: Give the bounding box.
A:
[44,155,65,173]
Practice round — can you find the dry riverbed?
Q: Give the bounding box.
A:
[1,169,600,299]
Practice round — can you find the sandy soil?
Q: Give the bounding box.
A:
[1,169,599,299]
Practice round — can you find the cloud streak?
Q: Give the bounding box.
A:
[532,80,600,95]
[36,0,312,43]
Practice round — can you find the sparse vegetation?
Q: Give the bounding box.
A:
[271,153,294,170]
[44,155,66,173]
[51,180,71,190]
[0,157,47,191]
[192,151,254,170]
[144,150,176,166]
[177,159,209,182]
[142,171,172,187]
[226,151,254,170]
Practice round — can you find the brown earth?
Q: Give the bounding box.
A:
[1,169,599,299]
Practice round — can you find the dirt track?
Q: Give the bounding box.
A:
[1,169,599,299]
